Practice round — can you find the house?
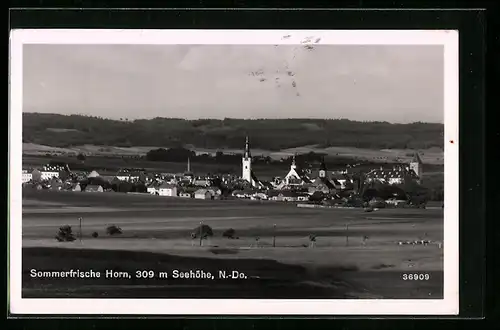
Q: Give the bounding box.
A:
[116,169,142,182]
[147,182,161,195]
[193,177,210,187]
[309,180,332,194]
[22,169,33,183]
[386,198,407,207]
[88,170,100,178]
[85,184,103,192]
[194,189,212,200]
[40,170,59,181]
[40,165,66,181]
[265,190,281,200]
[158,183,178,197]
[297,194,309,202]
[365,166,418,185]
[71,183,82,192]
[232,190,246,198]
[329,171,352,190]
[276,190,299,202]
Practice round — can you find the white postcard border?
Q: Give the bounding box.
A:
[9,29,459,315]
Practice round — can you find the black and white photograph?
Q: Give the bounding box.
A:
[9,29,459,315]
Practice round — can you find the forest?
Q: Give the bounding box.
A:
[23,113,444,151]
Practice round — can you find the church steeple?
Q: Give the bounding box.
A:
[319,156,327,178]
[242,136,253,186]
[319,157,327,171]
[244,136,251,159]
[409,151,423,181]
[187,157,191,173]
[291,154,297,170]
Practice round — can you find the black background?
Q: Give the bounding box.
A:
[7,2,495,329]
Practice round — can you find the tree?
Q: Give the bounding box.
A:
[377,185,407,200]
[76,153,86,162]
[362,187,379,201]
[309,191,324,202]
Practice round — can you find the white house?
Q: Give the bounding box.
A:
[22,170,33,183]
[88,170,100,178]
[193,178,210,187]
[116,169,141,182]
[147,182,161,195]
[158,183,178,197]
[206,187,222,197]
[365,166,418,185]
[85,184,103,192]
[40,170,59,181]
[194,189,212,200]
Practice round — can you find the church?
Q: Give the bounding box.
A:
[282,155,312,186]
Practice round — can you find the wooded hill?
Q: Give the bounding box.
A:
[23,113,444,151]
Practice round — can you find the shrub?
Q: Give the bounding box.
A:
[222,228,236,239]
[106,225,122,236]
[91,231,99,238]
[55,225,76,242]
[192,224,213,239]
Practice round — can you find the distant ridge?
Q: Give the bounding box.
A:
[22,113,444,151]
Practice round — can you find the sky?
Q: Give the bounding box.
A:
[23,44,444,123]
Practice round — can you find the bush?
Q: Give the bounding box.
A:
[91,231,99,238]
[222,228,236,239]
[55,225,76,242]
[192,224,213,239]
[106,225,122,236]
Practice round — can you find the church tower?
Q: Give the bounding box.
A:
[319,157,327,178]
[242,136,253,185]
[409,152,423,180]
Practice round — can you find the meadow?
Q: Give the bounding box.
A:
[21,190,444,299]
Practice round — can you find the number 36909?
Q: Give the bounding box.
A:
[402,273,430,281]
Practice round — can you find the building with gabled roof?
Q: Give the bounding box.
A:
[22,169,33,183]
[194,189,212,200]
[409,152,424,180]
[158,183,178,197]
[147,181,162,195]
[85,184,103,192]
[365,165,419,185]
[88,170,100,178]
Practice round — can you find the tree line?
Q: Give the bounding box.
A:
[23,113,444,151]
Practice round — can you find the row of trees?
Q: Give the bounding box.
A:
[144,147,369,169]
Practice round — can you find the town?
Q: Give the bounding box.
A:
[22,136,439,209]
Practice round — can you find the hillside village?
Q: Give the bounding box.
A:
[22,137,437,208]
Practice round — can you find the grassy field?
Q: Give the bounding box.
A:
[23,142,444,164]
[21,190,444,299]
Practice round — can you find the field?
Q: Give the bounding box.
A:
[23,142,444,165]
[21,190,444,299]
